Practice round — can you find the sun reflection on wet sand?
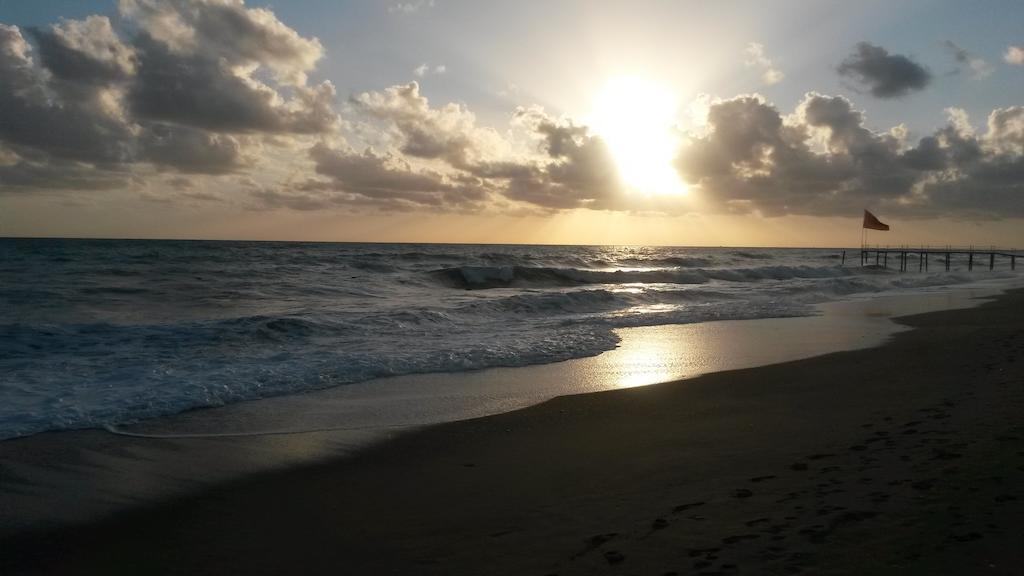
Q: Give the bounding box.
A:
[609,341,676,389]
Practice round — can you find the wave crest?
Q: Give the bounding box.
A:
[430,264,863,289]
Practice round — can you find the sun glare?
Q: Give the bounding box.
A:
[587,76,687,196]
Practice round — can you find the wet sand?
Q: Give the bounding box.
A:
[3,290,1023,575]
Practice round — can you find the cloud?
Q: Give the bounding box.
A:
[28,15,135,85]
[1005,45,1024,65]
[837,42,931,98]
[346,83,634,211]
[119,0,323,85]
[295,143,491,211]
[675,93,1024,218]
[122,0,337,134]
[128,34,337,134]
[0,156,132,192]
[744,43,784,85]
[350,81,496,169]
[413,63,446,77]
[138,124,244,174]
[0,23,134,167]
[0,1,338,194]
[3,3,1024,223]
[268,80,1024,219]
[388,1,435,14]
[476,108,620,210]
[942,40,992,78]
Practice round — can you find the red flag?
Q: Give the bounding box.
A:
[863,210,889,231]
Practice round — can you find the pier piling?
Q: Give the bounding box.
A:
[857,245,1019,273]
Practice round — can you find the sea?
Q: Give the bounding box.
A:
[0,238,1018,440]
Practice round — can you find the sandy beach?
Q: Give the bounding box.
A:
[3,289,1023,575]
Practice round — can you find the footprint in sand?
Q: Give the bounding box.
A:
[673,501,705,513]
[722,533,760,545]
[603,550,625,564]
[571,532,618,559]
[687,547,721,558]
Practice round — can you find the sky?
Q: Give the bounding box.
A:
[1,0,1023,247]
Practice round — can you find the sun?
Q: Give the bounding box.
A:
[587,76,687,196]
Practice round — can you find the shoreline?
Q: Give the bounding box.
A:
[60,281,1022,441]
[0,281,1013,537]
[3,288,1022,574]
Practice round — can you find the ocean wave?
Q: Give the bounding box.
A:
[729,251,775,260]
[3,239,1019,441]
[431,265,708,289]
[617,256,715,268]
[458,288,737,315]
[430,264,864,289]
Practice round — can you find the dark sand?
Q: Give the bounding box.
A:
[3,290,1023,575]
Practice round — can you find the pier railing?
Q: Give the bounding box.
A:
[855,245,1019,272]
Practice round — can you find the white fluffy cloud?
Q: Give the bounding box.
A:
[744,42,784,85]
[413,63,446,77]
[1005,45,1024,65]
[388,1,435,15]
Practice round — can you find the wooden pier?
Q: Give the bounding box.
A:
[856,246,1019,272]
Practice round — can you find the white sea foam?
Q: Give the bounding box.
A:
[0,240,1019,440]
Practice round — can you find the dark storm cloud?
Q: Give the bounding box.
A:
[837,42,931,98]
[675,93,1024,218]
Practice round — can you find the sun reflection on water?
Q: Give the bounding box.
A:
[591,324,703,390]
[615,344,675,388]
